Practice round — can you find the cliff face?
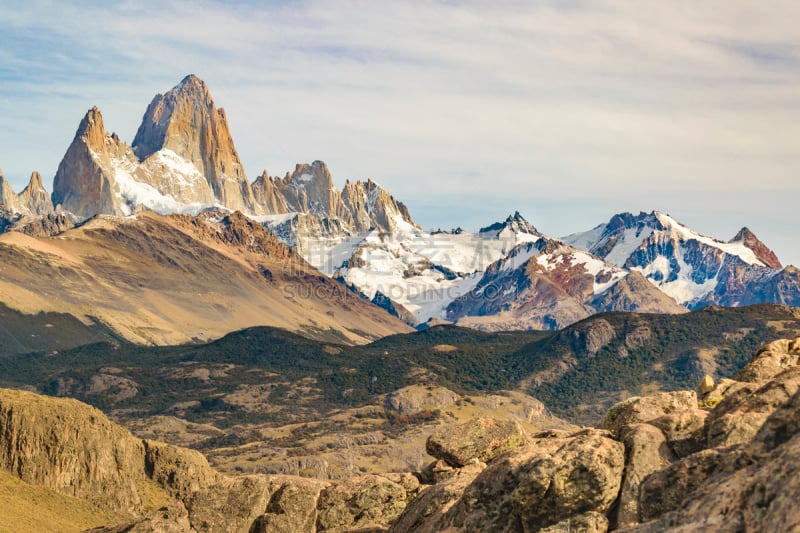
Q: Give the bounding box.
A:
[132,74,258,213]
[51,106,131,219]
[0,388,149,513]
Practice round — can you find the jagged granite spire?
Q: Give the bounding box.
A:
[52,106,128,219]
[18,171,54,215]
[132,74,258,213]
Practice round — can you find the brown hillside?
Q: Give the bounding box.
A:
[0,210,410,345]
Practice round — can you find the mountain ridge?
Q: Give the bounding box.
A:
[0,74,797,334]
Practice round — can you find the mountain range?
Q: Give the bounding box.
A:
[0,74,797,340]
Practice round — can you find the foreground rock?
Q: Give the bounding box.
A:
[0,389,150,513]
[426,417,528,467]
[601,391,698,435]
[397,428,624,532]
[0,388,420,532]
[626,389,800,531]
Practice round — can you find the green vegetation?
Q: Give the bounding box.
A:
[0,304,798,427]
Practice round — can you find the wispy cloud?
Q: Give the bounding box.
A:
[0,0,798,263]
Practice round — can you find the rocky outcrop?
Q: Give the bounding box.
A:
[7,212,74,237]
[261,162,418,243]
[705,367,800,448]
[0,388,147,513]
[143,440,220,502]
[384,385,459,416]
[389,462,486,532]
[615,423,675,527]
[736,336,800,382]
[398,428,625,532]
[426,417,528,467]
[17,171,54,215]
[601,391,698,435]
[251,171,289,214]
[187,475,328,533]
[0,168,17,211]
[316,473,420,532]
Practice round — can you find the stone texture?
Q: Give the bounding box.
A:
[403,429,624,532]
[622,390,800,532]
[736,336,800,383]
[143,439,221,502]
[539,512,609,533]
[316,473,419,532]
[649,408,708,458]
[85,503,192,533]
[187,474,328,533]
[389,462,485,533]
[602,391,698,435]
[705,368,800,448]
[0,388,146,513]
[636,447,734,523]
[426,417,528,467]
[616,423,675,527]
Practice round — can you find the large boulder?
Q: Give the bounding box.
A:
[705,368,800,448]
[615,423,675,527]
[187,475,328,533]
[426,417,528,467]
[648,408,708,458]
[736,336,800,383]
[316,473,419,532]
[623,390,800,532]
[636,447,734,523]
[389,462,485,533]
[384,385,458,416]
[143,439,221,502]
[602,391,698,435]
[403,429,624,532]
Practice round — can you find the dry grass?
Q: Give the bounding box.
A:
[0,469,125,533]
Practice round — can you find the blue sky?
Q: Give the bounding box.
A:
[1,0,799,265]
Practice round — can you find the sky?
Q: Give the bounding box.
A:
[1,0,799,265]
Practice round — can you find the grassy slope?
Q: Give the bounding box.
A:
[0,470,124,533]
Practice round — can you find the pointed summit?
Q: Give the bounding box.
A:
[73,106,107,150]
[0,169,19,211]
[52,106,128,219]
[18,171,54,215]
[479,211,540,238]
[731,227,782,269]
[132,75,257,213]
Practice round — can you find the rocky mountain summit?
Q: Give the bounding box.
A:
[0,168,54,216]
[446,235,687,331]
[564,210,798,310]
[1,75,798,334]
[3,336,800,531]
